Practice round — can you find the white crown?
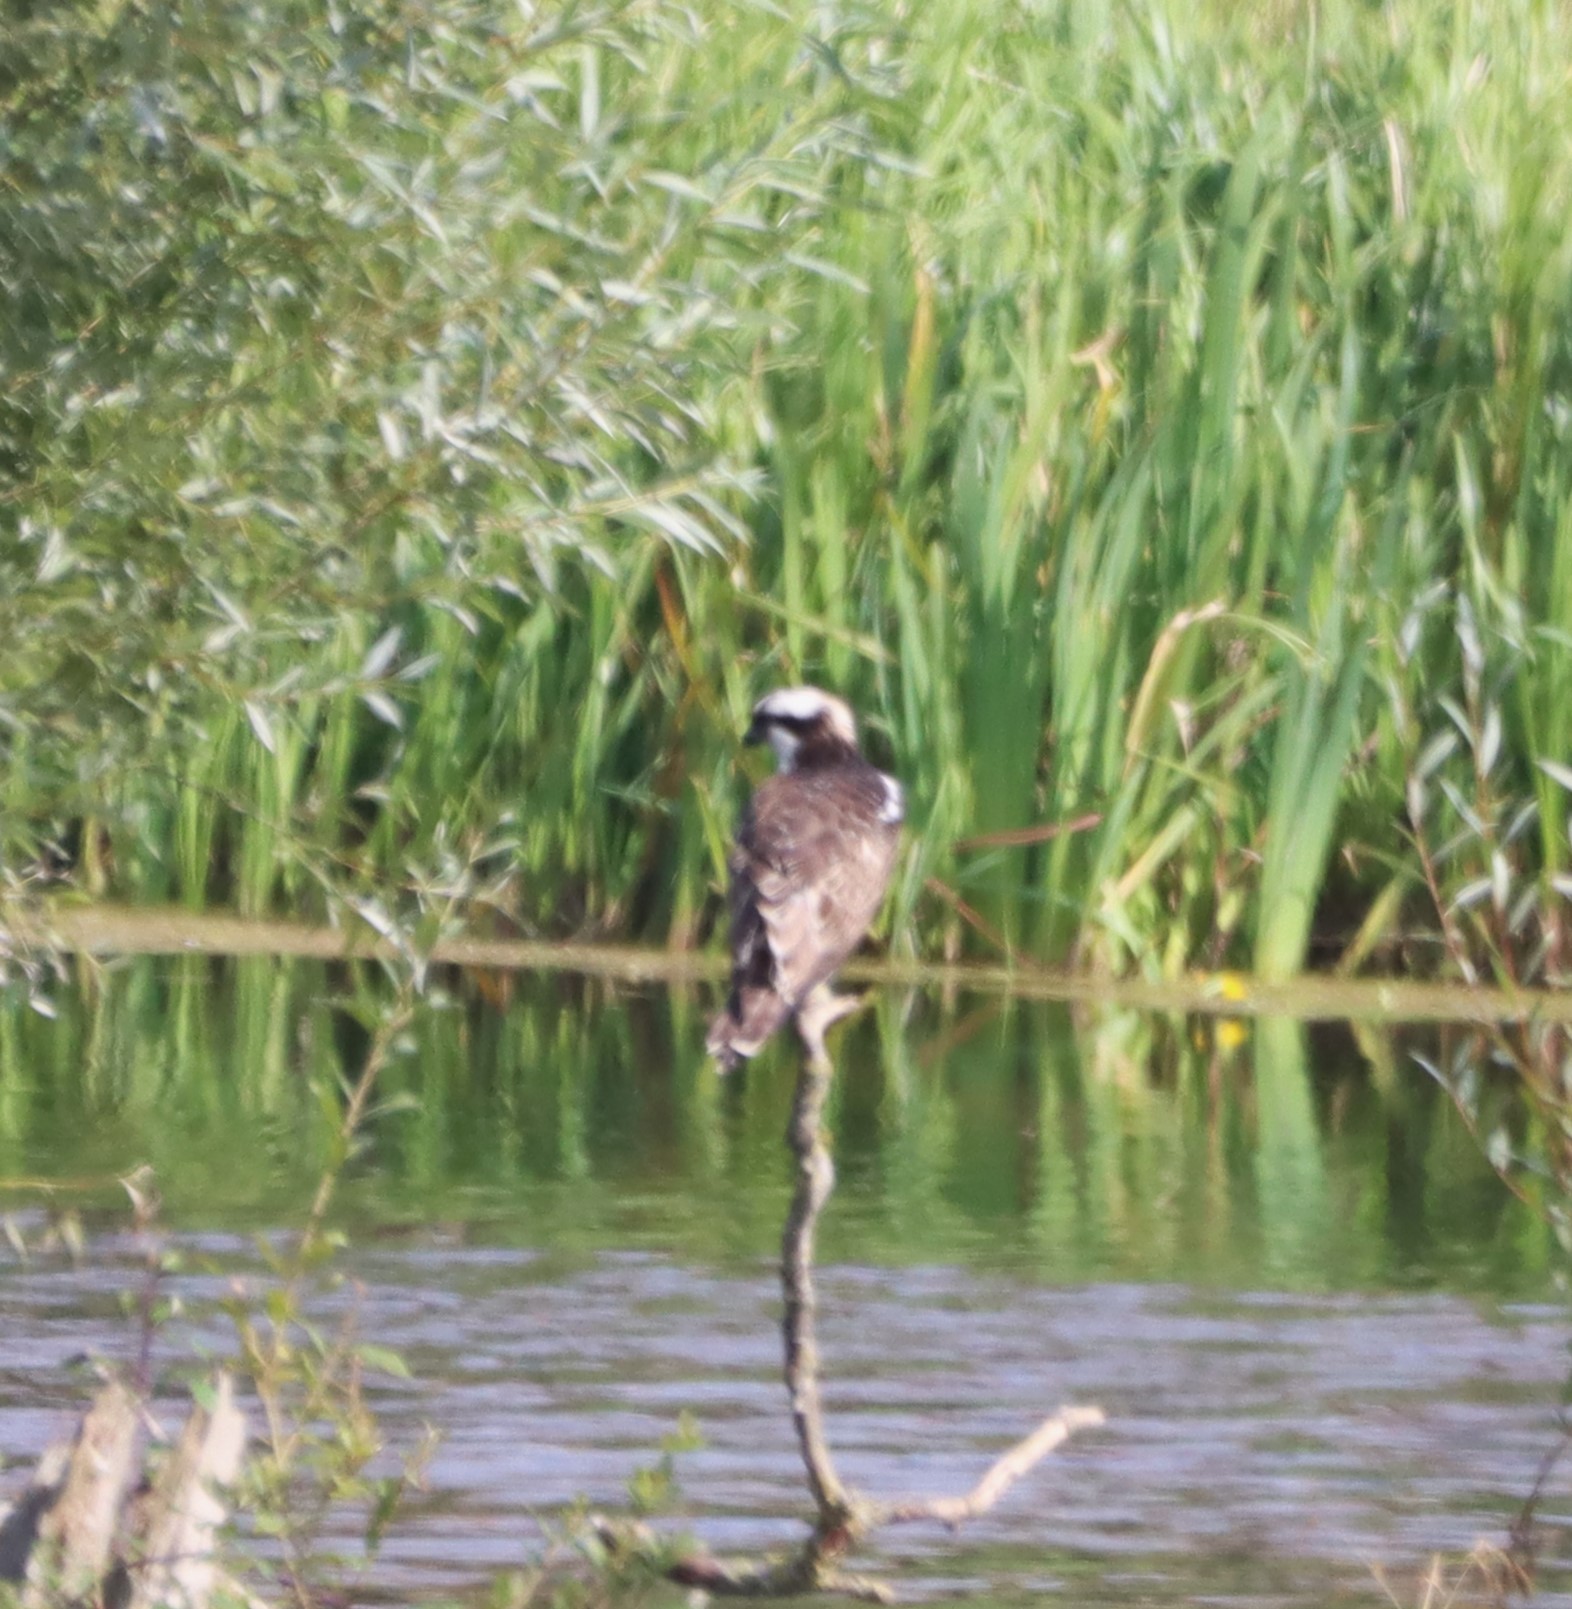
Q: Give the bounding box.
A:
[753,686,857,744]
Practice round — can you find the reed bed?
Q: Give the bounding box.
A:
[4,0,1570,981]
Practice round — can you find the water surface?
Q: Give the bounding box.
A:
[1,958,1568,1604]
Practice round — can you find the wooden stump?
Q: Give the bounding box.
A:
[0,1374,260,1609]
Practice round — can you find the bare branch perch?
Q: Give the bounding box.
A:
[780,988,860,1527]
[632,985,1104,1599]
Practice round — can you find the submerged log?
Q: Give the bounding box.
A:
[0,1374,257,1609]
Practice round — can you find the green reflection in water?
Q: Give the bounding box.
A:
[0,957,1553,1295]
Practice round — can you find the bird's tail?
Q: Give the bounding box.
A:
[705,987,790,1073]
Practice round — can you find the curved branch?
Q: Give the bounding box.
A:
[780,988,860,1525]
[630,984,1104,1599]
[874,1405,1108,1528]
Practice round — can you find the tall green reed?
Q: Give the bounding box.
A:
[4,0,1570,980]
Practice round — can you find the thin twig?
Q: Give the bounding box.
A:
[122,1167,163,1399]
[952,813,1103,852]
[875,1406,1108,1528]
[1506,1411,1570,1588]
[301,1000,415,1253]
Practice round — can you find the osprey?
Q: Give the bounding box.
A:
[706,686,904,1071]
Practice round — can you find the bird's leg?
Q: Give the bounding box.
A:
[793,986,862,1068]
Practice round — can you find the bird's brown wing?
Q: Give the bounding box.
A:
[706,769,899,1068]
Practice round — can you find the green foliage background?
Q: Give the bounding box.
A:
[5,0,1571,980]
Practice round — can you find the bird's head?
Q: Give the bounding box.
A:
[745,686,860,773]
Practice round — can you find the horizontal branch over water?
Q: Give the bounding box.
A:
[7,902,1572,1026]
